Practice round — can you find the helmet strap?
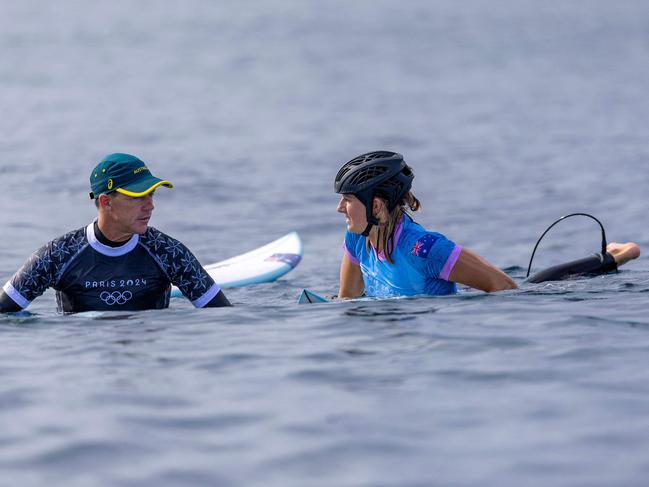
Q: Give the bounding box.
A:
[355,190,380,237]
[361,205,379,237]
[361,218,378,237]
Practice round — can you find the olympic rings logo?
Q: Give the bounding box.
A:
[99,290,133,306]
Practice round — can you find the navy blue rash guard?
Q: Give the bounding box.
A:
[1,222,221,313]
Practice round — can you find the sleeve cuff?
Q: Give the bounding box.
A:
[440,245,463,281]
[2,281,30,309]
[191,283,221,308]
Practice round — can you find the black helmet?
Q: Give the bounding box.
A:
[334,151,414,236]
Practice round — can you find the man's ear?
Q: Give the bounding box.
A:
[98,194,111,208]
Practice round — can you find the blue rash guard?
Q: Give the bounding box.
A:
[1,222,221,313]
[343,215,462,298]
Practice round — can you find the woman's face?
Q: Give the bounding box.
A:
[336,194,368,234]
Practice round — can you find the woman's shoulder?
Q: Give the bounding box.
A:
[344,229,364,244]
[344,229,365,254]
[400,217,449,244]
[398,218,455,262]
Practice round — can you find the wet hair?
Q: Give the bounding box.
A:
[367,190,421,264]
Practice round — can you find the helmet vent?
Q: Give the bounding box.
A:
[349,151,395,165]
[348,166,388,186]
[334,151,409,199]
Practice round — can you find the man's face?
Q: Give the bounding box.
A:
[106,191,155,235]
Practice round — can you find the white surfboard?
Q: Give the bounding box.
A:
[171,231,303,298]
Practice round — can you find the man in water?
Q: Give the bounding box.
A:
[0,153,231,313]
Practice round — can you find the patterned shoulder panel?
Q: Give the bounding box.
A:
[409,233,441,259]
[7,227,88,305]
[403,228,456,280]
[139,227,216,303]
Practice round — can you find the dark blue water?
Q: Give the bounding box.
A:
[2,1,649,485]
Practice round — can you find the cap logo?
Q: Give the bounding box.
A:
[107,179,113,190]
[133,166,148,174]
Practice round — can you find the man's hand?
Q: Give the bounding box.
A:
[606,242,641,267]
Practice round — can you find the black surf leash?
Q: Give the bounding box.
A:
[526,213,617,283]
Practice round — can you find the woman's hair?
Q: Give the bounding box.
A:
[366,190,421,264]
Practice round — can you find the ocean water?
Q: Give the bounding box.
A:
[1,1,649,485]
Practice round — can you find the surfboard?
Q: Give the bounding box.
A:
[296,288,330,304]
[171,231,303,298]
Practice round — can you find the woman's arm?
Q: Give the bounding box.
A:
[338,253,365,298]
[203,289,232,307]
[0,290,22,313]
[448,248,517,292]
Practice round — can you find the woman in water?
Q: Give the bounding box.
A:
[335,151,640,298]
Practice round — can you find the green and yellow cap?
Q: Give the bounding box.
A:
[89,153,173,199]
